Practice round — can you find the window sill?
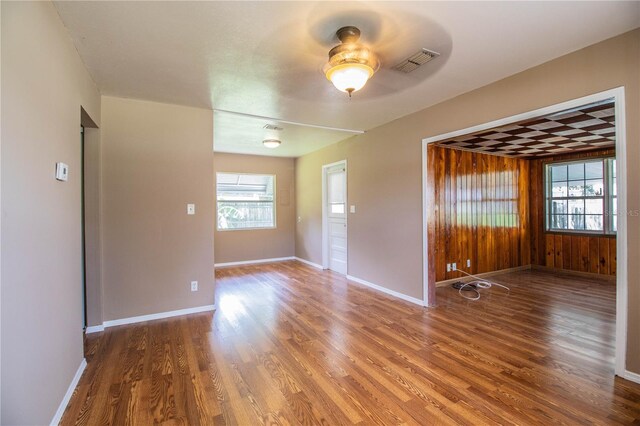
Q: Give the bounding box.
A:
[544,230,616,238]
[216,226,277,232]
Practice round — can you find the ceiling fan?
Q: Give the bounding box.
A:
[322,25,441,98]
[323,26,380,98]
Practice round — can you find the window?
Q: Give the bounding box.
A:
[327,167,346,215]
[545,157,616,234]
[216,173,275,230]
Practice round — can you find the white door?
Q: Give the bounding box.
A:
[326,165,347,274]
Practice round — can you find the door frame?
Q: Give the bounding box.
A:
[81,125,87,329]
[322,159,348,271]
[421,87,630,380]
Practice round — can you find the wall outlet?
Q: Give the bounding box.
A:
[452,262,457,271]
[187,204,195,215]
[467,259,471,268]
[190,281,198,292]
[297,216,301,223]
[446,263,451,272]
[350,205,356,213]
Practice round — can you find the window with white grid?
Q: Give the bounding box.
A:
[545,157,616,235]
[216,173,276,230]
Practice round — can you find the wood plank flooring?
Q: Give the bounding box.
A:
[61,261,640,425]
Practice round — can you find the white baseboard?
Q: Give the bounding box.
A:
[214,256,295,268]
[620,369,640,384]
[346,274,425,307]
[102,304,215,328]
[85,324,104,334]
[50,358,87,426]
[294,257,324,269]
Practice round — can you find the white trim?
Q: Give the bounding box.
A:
[214,257,295,268]
[620,370,640,385]
[103,305,215,328]
[421,89,620,145]
[612,87,628,378]
[347,275,425,306]
[215,172,277,232]
[421,87,628,378]
[84,324,104,334]
[421,137,430,306]
[294,256,324,269]
[213,109,365,134]
[50,358,87,426]
[321,160,348,271]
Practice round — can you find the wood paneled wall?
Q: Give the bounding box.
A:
[529,149,616,276]
[427,146,530,282]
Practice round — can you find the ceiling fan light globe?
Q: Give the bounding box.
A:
[325,63,373,94]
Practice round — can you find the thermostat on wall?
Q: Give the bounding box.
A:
[55,162,69,181]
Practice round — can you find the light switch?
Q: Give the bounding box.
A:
[350,205,356,213]
[187,204,195,215]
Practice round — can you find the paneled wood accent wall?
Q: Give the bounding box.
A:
[529,149,616,276]
[427,145,530,282]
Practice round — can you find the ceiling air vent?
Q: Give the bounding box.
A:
[392,48,440,73]
[263,124,283,131]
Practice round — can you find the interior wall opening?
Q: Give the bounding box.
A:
[80,107,102,337]
[422,88,627,377]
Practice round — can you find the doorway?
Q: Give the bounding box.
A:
[421,87,629,379]
[322,160,347,274]
[81,126,87,329]
[80,107,103,335]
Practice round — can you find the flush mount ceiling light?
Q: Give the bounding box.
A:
[263,139,281,149]
[323,26,380,98]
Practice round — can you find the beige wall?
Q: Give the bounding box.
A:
[1,2,101,424]
[296,30,640,373]
[296,136,424,295]
[214,153,295,264]
[101,96,214,321]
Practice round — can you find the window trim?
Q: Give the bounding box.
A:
[543,155,616,236]
[216,172,277,232]
[605,156,617,234]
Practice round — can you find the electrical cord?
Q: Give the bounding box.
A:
[453,268,510,301]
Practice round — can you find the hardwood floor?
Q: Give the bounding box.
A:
[61,261,640,425]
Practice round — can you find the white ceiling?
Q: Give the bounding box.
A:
[54,1,640,157]
[213,110,361,157]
